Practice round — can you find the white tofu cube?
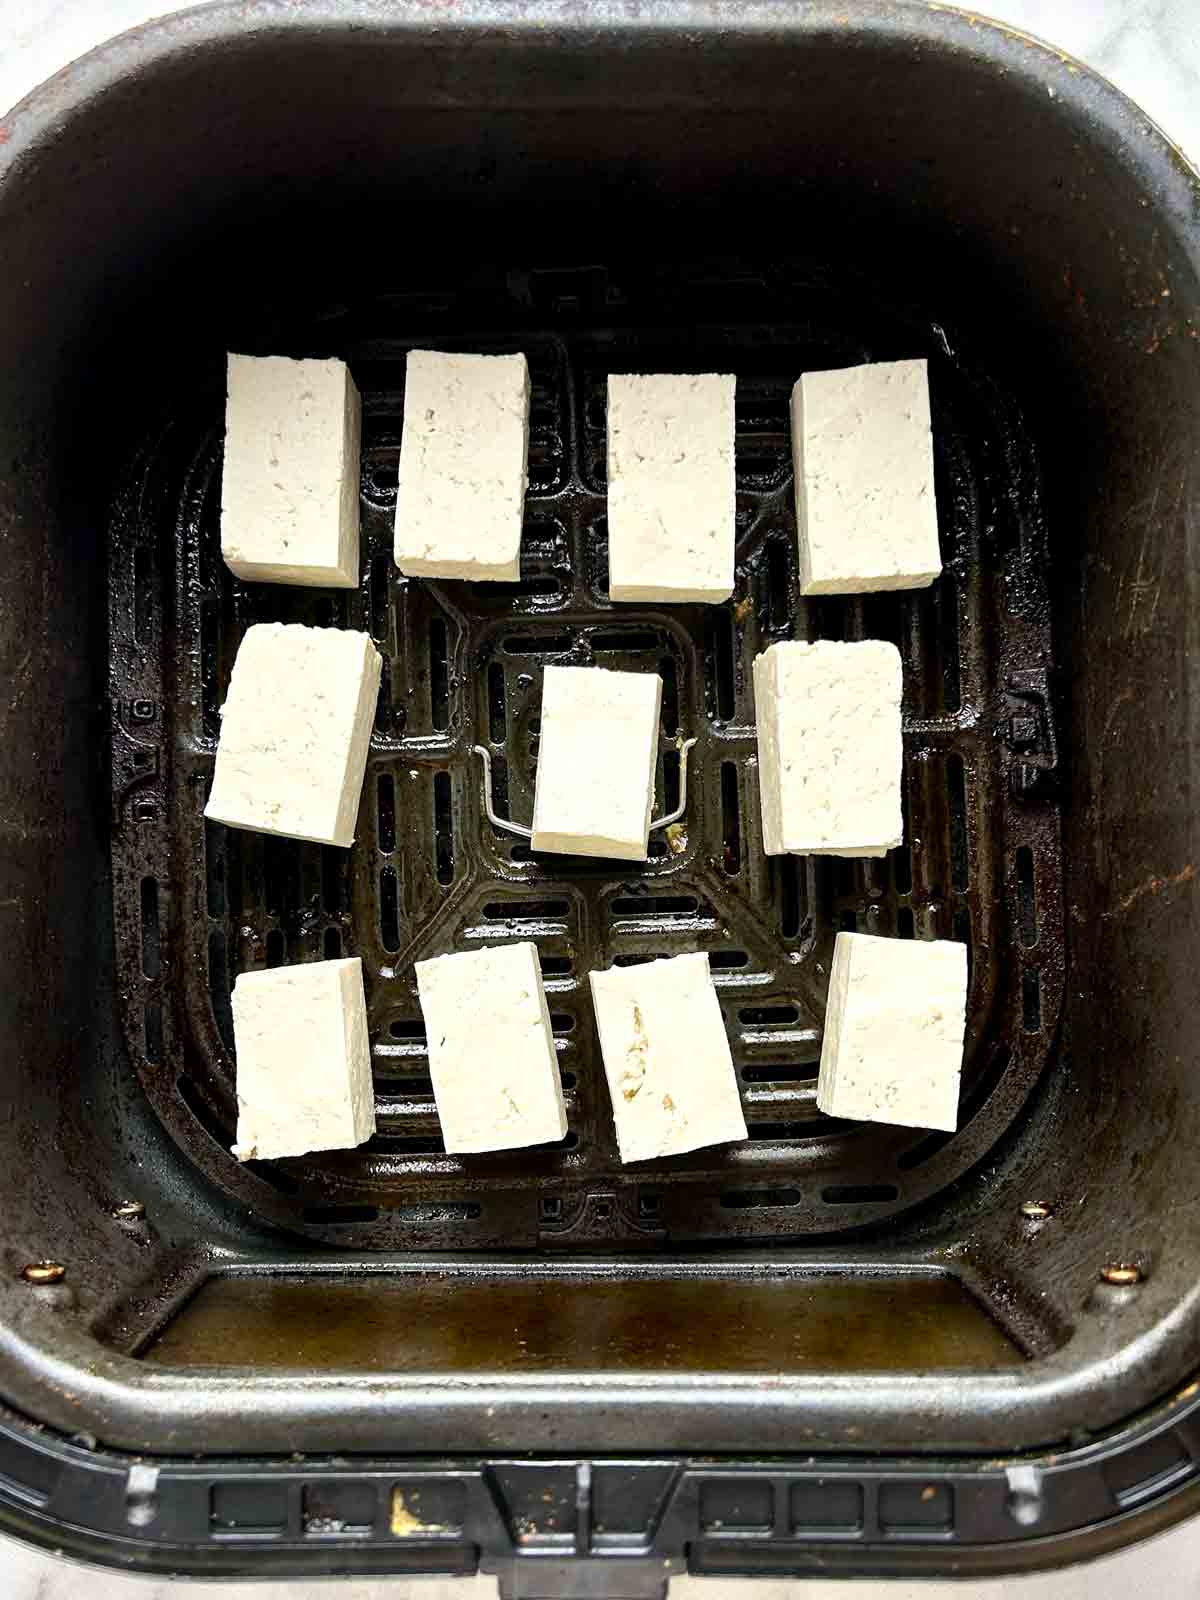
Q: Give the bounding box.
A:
[230,957,375,1160]
[205,623,382,848]
[416,942,566,1154]
[792,358,941,594]
[221,354,362,588]
[816,933,967,1132]
[753,639,903,858]
[590,953,747,1162]
[531,665,662,861]
[394,350,530,581]
[606,372,736,604]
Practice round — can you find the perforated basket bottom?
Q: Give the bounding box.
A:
[107,262,1063,1250]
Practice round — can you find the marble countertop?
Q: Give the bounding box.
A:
[0,2,1197,1597]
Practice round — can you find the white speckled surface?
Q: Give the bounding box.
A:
[1,2,1197,1594]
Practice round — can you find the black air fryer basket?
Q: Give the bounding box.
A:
[0,1,1198,1588]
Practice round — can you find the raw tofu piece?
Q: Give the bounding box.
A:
[792,358,941,594]
[230,957,375,1160]
[221,353,362,588]
[606,372,736,603]
[590,953,747,1162]
[205,623,382,848]
[416,942,566,1154]
[753,639,902,858]
[531,665,662,861]
[816,932,967,1132]
[394,350,529,581]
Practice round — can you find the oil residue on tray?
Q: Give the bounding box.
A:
[143,1270,1023,1372]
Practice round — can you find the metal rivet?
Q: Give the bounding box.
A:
[21,1262,65,1285]
[1101,1263,1142,1286]
[1020,1200,1052,1221]
[113,1201,145,1221]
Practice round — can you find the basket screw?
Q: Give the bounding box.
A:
[20,1262,65,1285]
[113,1200,145,1222]
[1100,1263,1142,1286]
[1020,1201,1052,1221]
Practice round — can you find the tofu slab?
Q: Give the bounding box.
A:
[221,353,362,588]
[231,957,375,1160]
[531,665,662,861]
[590,953,747,1162]
[205,623,382,848]
[606,372,736,603]
[394,350,530,581]
[753,639,903,858]
[816,932,967,1132]
[792,358,941,595]
[416,942,566,1154]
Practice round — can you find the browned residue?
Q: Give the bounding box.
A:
[1113,863,1194,916]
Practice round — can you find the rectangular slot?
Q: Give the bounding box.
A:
[700,1479,773,1533]
[539,954,573,976]
[379,866,400,951]
[376,1075,434,1096]
[947,752,969,891]
[938,580,962,715]
[549,1012,575,1035]
[211,1482,288,1536]
[303,1481,377,1536]
[206,930,234,1050]
[740,1063,817,1084]
[375,659,394,736]
[323,927,342,959]
[370,549,391,643]
[705,606,736,721]
[265,928,285,967]
[748,1121,824,1141]
[790,1480,864,1533]
[143,1272,1022,1372]
[897,906,915,939]
[659,655,679,734]
[893,779,913,894]
[140,875,161,979]
[377,774,397,855]
[610,894,699,917]
[879,1480,954,1533]
[321,844,345,915]
[263,836,298,919]
[662,746,681,817]
[433,771,454,886]
[502,632,572,656]
[766,537,790,630]
[591,629,660,653]
[200,601,220,737]
[739,1005,799,1026]
[720,761,742,874]
[177,1072,233,1147]
[429,618,449,732]
[1016,845,1038,946]
[483,898,570,920]
[390,1018,427,1041]
[708,949,749,969]
[488,662,507,743]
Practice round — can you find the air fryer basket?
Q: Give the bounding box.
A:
[0,0,1198,1584]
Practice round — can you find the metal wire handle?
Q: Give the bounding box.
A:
[472,737,699,844]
